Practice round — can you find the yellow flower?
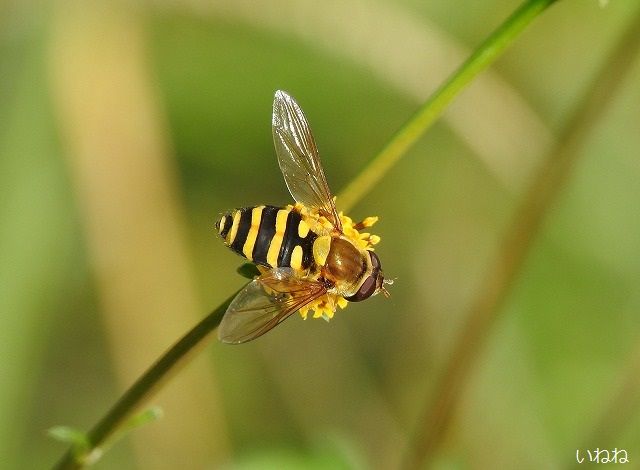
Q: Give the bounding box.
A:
[291,201,381,320]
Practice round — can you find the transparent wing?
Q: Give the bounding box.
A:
[218,268,327,344]
[272,90,342,232]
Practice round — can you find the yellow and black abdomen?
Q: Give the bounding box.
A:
[216,205,317,271]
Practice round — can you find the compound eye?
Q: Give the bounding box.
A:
[345,276,377,302]
[369,251,381,271]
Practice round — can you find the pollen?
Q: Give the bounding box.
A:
[290,199,381,320]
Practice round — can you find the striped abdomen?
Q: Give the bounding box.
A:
[216,205,318,271]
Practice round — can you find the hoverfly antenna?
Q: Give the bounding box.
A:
[381,278,394,298]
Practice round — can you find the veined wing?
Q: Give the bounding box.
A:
[272,90,342,232]
[218,268,327,344]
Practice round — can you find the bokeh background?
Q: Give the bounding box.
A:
[2,0,640,468]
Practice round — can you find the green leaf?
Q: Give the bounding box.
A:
[121,406,164,435]
[48,426,90,457]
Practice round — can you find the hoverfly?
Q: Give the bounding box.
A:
[216,90,389,344]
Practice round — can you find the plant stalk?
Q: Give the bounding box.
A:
[52,290,239,470]
[338,0,559,212]
[404,9,640,469]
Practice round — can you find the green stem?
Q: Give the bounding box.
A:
[52,289,239,470]
[53,0,560,468]
[338,0,558,212]
[404,9,640,469]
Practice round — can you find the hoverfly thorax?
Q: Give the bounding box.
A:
[217,90,388,344]
[323,238,363,283]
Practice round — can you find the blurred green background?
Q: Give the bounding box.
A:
[1,0,639,468]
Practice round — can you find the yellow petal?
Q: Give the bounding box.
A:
[361,216,379,227]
